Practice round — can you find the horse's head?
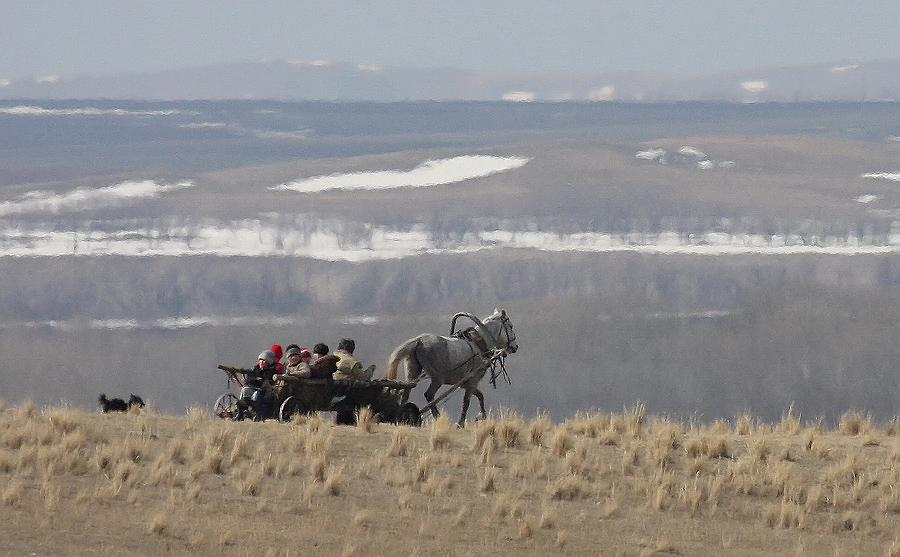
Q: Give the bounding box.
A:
[487,309,517,354]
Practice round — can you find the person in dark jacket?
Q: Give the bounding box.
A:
[235,350,277,421]
[311,343,329,363]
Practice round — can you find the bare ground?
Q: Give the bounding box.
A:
[1,401,899,556]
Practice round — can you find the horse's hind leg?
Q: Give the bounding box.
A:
[401,355,424,405]
[424,379,441,419]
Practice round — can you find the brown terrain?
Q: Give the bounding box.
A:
[1,401,899,556]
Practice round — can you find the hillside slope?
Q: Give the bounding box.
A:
[1,403,898,555]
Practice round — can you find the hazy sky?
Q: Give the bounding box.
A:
[3,1,900,80]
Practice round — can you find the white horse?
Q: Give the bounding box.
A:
[384,309,517,427]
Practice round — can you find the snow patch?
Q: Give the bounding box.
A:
[740,81,768,93]
[271,155,529,192]
[862,172,900,182]
[2,217,899,260]
[678,146,706,158]
[0,105,183,116]
[855,194,880,204]
[502,91,535,102]
[179,122,226,129]
[636,148,666,162]
[588,86,615,101]
[831,64,859,73]
[0,180,193,216]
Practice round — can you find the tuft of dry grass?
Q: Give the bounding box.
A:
[2,481,23,507]
[602,495,621,518]
[749,436,771,463]
[185,405,208,424]
[148,512,169,535]
[763,501,804,529]
[472,418,496,453]
[551,427,573,457]
[307,429,331,457]
[480,466,497,493]
[310,456,327,483]
[355,406,375,433]
[526,412,552,447]
[547,474,590,500]
[415,453,433,483]
[735,413,755,435]
[774,404,802,435]
[496,410,523,448]
[839,411,873,436]
[353,508,373,527]
[325,470,343,496]
[684,435,729,459]
[236,467,264,496]
[390,427,410,457]
[429,414,452,451]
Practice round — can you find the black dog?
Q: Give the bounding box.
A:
[98,393,145,413]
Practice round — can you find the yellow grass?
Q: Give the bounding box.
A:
[1,403,900,555]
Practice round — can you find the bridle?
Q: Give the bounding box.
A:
[484,314,515,388]
[496,315,516,354]
[446,311,516,388]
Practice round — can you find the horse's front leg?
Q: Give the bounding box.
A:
[424,379,441,419]
[472,387,487,421]
[458,388,473,428]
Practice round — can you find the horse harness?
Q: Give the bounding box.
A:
[451,316,513,388]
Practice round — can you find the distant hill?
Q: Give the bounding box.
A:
[3,58,900,101]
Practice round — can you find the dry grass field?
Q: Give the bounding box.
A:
[2,402,900,556]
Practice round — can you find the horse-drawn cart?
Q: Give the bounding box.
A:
[213,364,423,426]
[212,309,516,427]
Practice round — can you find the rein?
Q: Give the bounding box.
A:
[447,311,515,389]
[487,349,511,388]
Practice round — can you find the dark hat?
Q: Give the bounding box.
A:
[285,347,301,357]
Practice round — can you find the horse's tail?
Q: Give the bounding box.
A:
[384,338,418,381]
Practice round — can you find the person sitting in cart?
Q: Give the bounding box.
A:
[311,343,329,363]
[332,338,376,381]
[283,346,312,378]
[235,349,277,421]
[270,344,285,375]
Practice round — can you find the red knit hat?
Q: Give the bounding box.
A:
[270,344,283,361]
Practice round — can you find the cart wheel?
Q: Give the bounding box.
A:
[373,395,400,423]
[214,393,239,419]
[279,396,307,423]
[334,407,357,426]
[395,403,422,427]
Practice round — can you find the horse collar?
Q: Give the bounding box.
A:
[460,327,492,355]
